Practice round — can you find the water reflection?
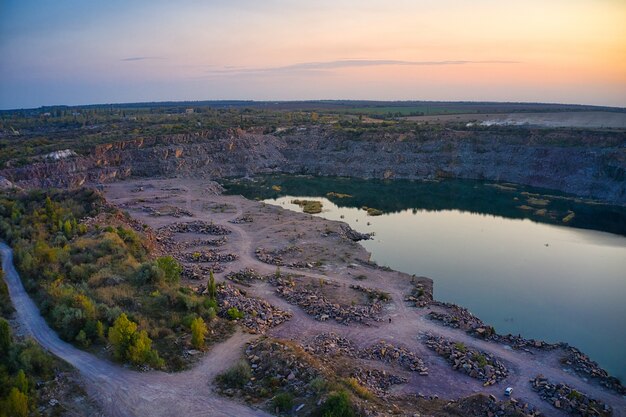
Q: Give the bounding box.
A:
[223,176,626,381]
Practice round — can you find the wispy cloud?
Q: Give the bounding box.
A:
[120,56,165,62]
[205,59,519,75]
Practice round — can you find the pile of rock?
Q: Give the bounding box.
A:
[428,302,485,331]
[143,205,193,218]
[404,282,432,307]
[182,264,222,279]
[349,285,391,302]
[483,333,560,352]
[226,268,264,287]
[530,375,612,416]
[217,285,291,334]
[255,247,284,266]
[448,394,543,417]
[255,246,312,268]
[424,335,508,385]
[361,341,429,375]
[229,215,253,224]
[560,349,625,395]
[351,368,407,396]
[182,250,238,263]
[339,225,373,242]
[181,237,227,248]
[241,339,320,398]
[304,333,358,357]
[272,277,383,325]
[164,221,231,235]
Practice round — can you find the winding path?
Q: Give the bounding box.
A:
[2,179,625,416]
[0,242,270,417]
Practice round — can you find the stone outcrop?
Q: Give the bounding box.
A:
[2,127,625,203]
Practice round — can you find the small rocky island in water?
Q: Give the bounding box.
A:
[0,102,625,417]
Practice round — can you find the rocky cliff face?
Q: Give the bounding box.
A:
[2,127,625,203]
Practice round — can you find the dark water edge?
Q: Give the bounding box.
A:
[222,175,626,237]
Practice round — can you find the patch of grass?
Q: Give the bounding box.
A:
[454,342,467,353]
[291,199,323,214]
[343,377,374,401]
[326,192,352,199]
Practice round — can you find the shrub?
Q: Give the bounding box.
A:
[227,307,244,321]
[155,256,182,284]
[217,360,251,389]
[272,392,294,412]
[317,390,355,417]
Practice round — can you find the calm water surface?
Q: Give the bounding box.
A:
[224,176,626,381]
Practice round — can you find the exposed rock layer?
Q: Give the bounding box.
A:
[2,127,624,203]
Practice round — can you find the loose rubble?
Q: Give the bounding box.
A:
[216,338,321,405]
[217,285,292,334]
[142,205,193,217]
[182,250,238,263]
[270,276,383,325]
[305,333,428,376]
[182,264,224,279]
[229,215,253,224]
[428,302,485,330]
[429,302,563,352]
[361,341,429,375]
[404,281,432,307]
[424,334,508,385]
[226,268,264,287]
[180,237,227,248]
[164,221,231,235]
[560,349,625,395]
[446,393,544,417]
[349,284,391,302]
[255,246,312,268]
[339,225,373,241]
[530,375,612,416]
[351,368,407,396]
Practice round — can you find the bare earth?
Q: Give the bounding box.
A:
[2,177,625,416]
[404,111,626,129]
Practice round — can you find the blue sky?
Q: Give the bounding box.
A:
[1,0,625,109]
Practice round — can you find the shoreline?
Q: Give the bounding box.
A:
[1,176,624,416]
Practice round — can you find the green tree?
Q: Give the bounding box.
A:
[14,369,28,393]
[128,330,163,368]
[190,317,207,349]
[63,219,73,238]
[0,318,12,356]
[108,313,137,361]
[155,256,182,284]
[5,387,28,417]
[207,270,217,301]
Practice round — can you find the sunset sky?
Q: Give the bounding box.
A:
[1,0,625,109]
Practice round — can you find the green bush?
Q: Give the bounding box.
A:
[227,307,244,321]
[217,360,251,389]
[272,392,294,412]
[317,390,355,417]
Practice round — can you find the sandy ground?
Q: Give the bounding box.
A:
[2,177,625,417]
[404,111,626,129]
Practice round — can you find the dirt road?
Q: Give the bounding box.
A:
[0,242,270,417]
[3,177,625,416]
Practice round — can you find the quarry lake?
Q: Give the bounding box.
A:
[224,175,626,382]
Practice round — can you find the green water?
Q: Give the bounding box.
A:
[223,175,626,381]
